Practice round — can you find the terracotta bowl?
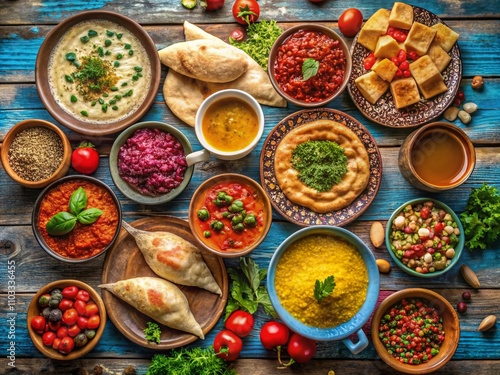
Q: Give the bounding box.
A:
[1,119,71,189]
[35,10,161,136]
[27,279,106,361]
[385,198,464,278]
[32,175,122,263]
[371,288,460,374]
[268,24,352,107]
[188,173,272,258]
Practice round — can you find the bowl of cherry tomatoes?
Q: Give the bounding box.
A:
[27,279,106,360]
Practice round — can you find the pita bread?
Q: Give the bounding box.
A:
[163,21,286,126]
[158,39,249,83]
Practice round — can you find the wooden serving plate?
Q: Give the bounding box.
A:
[101,216,228,349]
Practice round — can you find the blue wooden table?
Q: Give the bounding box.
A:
[1,1,499,374]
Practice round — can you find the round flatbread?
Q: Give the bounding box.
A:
[274,120,370,213]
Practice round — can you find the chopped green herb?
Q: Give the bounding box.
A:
[80,35,89,43]
[106,30,114,37]
[70,95,77,103]
[116,33,123,39]
[121,82,128,87]
[91,101,96,106]
[143,321,161,344]
[98,98,104,104]
[65,74,74,83]
[112,105,118,110]
[88,30,98,37]
[72,56,117,101]
[134,66,143,72]
[132,74,139,81]
[102,103,108,112]
[110,86,118,91]
[105,50,111,56]
[124,43,131,49]
[291,140,348,192]
[114,61,120,68]
[65,52,77,62]
[128,49,134,56]
[116,53,123,59]
[314,275,336,303]
[103,92,109,97]
[104,39,112,47]
[109,99,117,105]
[80,110,88,117]
[302,58,319,81]
[97,46,104,57]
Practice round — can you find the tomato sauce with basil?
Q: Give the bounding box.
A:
[194,181,266,252]
[273,29,346,103]
[37,179,119,259]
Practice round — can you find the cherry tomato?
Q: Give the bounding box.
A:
[338,8,364,38]
[77,316,89,330]
[420,206,431,219]
[201,0,225,11]
[57,326,69,339]
[58,299,74,312]
[87,315,101,330]
[48,321,61,332]
[363,53,376,70]
[42,331,56,346]
[61,286,79,299]
[85,302,99,317]
[232,0,260,25]
[30,316,46,334]
[74,299,87,316]
[71,141,99,175]
[213,329,243,361]
[58,336,75,355]
[260,321,290,350]
[62,308,78,326]
[76,289,90,302]
[67,324,82,338]
[225,310,255,338]
[52,337,62,350]
[286,333,317,364]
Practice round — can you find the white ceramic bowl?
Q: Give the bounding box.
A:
[194,89,264,160]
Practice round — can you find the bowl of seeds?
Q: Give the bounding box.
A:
[1,119,72,188]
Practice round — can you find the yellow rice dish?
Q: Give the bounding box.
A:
[275,234,368,328]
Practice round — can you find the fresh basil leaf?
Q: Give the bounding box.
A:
[69,186,87,215]
[77,208,103,224]
[46,212,77,236]
[302,58,319,81]
[240,256,261,292]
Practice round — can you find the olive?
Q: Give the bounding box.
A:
[223,194,234,205]
[41,307,52,320]
[50,289,63,301]
[49,308,62,323]
[85,329,96,339]
[244,214,257,227]
[48,298,61,308]
[231,215,243,226]
[217,191,227,200]
[197,208,210,221]
[74,333,89,347]
[213,198,225,207]
[462,291,472,301]
[457,301,467,314]
[210,220,224,231]
[229,200,244,213]
[222,211,230,218]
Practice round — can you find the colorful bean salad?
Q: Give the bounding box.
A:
[388,201,460,274]
[378,298,445,365]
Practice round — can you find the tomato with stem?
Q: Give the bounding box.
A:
[225,310,254,338]
[214,329,243,361]
[260,321,290,363]
[71,141,99,175]
[232,0,260,25]
[283,333,317,365]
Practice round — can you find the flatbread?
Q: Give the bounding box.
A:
[158,39,249,83]
[163,21,286,127]
[274,120,370,213]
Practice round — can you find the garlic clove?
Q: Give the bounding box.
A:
[463,102,478,114]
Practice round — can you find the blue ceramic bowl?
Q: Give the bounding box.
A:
[385,198,464,278]
[267,226,380,354]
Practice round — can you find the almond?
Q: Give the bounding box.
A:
[460,264,481,289]
[478,315,497,332]
[370,221,385,248]
[376,259,391,273]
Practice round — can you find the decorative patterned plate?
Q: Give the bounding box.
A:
[347,6,462,128]
[260,109,382,227]
[101,216,228,349]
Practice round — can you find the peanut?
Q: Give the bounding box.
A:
[376,259,391,273]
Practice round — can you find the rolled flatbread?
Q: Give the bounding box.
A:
[99,277,204,339]
[158,39,249,83]
[163,21,287,126]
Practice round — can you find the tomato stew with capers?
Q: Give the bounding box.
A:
[30,285,101,355]
[378,297,445,365]
[194,181,267,252]
[388,201,460,274]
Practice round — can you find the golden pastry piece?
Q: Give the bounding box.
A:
[274,120,370,213]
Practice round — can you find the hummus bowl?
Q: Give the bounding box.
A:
[267,226,380,354]
[36,11,161,136]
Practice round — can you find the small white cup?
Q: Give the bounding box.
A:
[194,89,264,160]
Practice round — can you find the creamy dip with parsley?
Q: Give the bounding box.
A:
[48,19,151,124]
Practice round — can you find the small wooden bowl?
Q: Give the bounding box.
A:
[371,288,460,374]
[1,119,71,188]
[27,279,106,361]
[188,173,272,258]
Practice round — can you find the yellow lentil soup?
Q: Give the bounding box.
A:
[275,234,368,328]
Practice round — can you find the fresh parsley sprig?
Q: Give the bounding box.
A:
[314,275,336,303]
[143,321,161,344]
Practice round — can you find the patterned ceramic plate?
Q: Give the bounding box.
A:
[347,6,462,128]
[260,109,382,227]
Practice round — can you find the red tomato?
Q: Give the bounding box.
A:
[259,321,290,350]
[84,303,99,317]
[286,333,317,364]
[52,337,62,350]
[62,309,78,326]
[232,0,260,25]
[213,330,243,361]
[57,326,69,339]
[61,286,79,299]
[42,331,56,346]
[30,316,46,334]
[58,299,74,312]
[201,0,225,11]
[338,8,364,38]
[48,321,61,332]
[67,324,81,338]
[87,315,101,330]
[71,142,99,175]
[434,222,444,233]
[225,310,255,338]
[58,336,75,355]
[77,316,89,330]
[74,299,87,316]
[76,289,90,302]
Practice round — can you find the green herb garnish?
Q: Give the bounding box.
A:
[143,321,161,344]
[229,19,283,70]
[460,183,500,250]
[302,58,319,81]
[291,140,348,192]
[225,256,277,320]
[146,348,236,375]
[314,275,336,303]
[73,56,118,101]
[45,187,102,236]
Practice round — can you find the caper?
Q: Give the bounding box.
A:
[49,308,62,323]
[210,220,224,231]
[203,231,211,238]
[213,198,224,207]
[229,200,244,213]
[244,214,257,227]
[74,333,89,347]
[197,209,210,221]
[85,329,96,339]
[233,223,245,233]
[231,215,243,226]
